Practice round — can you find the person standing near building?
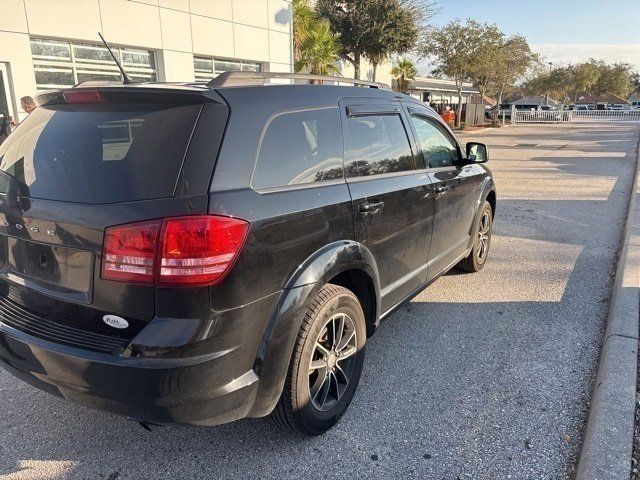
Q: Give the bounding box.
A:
[10,96,37,128]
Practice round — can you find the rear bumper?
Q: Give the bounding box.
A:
[0,323,259,426]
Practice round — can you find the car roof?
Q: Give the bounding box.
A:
[210,84,432,118]
[38,79,411,109]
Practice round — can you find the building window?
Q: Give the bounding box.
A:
[193,56,262,82]
[31,38,157,90]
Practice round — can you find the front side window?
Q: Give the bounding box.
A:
[344,113,415,177]
[409,114,459,168]
[252,108,344,190]
[30,38,156,91]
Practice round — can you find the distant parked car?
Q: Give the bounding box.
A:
[631,101,640,110]
[608,104,632,111]
[495,103,540,119]
[574,105,593,111]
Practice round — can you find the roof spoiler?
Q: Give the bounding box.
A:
[36,85,222,106]
[207,71,390,89]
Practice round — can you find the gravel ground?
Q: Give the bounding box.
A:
[0,124,638,480]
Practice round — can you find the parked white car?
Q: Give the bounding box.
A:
[608,104,632,111]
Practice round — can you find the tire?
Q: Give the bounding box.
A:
[457,200,493,273]
[271,284,366,435]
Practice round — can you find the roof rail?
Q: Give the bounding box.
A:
[74,80,127,88]
[207,71,390,89]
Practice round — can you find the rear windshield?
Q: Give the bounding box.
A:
[0,103,201,204]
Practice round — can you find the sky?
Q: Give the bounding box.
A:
[417,0,640,74]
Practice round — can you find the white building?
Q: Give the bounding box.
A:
[405,76,479,106]
[0,0,293,121]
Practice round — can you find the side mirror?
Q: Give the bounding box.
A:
[466,142,489,163]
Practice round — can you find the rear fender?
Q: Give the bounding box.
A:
[248,240,380,417]
[285,240,380,291]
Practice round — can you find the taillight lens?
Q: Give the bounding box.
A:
[102,215,249,286]
[159,216,249,285]
[102,220,160,283]
[62,90,106,104]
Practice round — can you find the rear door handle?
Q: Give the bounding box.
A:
[359,201,385,214]
[434,185,451,194]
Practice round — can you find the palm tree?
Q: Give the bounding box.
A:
[391,58,418,93]
[295,19,341,76]
[292,0,314,62]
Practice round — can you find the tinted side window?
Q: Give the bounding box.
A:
[409,114,459,168]
[252,108,343,189]
[344,114,415,177]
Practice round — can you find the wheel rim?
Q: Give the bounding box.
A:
[308,312,358,412]
[477,209,491,261]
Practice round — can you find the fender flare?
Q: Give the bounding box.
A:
[285,240,380,290]
[467,176,497,251]
[248,240,380,417]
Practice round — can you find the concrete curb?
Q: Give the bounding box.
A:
[576,139,640,479]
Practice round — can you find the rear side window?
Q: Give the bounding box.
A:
[0,103,201,204]
[344,114,415,177]
[409,114,459,168]
[252,108,343,190]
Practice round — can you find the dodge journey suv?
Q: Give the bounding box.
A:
[0,72,495,435]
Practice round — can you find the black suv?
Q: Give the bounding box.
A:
[0,73,495,435]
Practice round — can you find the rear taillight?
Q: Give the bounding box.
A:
[102,215,249,286]
[159,216,249,285]
[102,220,159,283]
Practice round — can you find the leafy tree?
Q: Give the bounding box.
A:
[569,61,599,102]
[421,19,488,127]
[492,35,538,109]
[466,24,504,100]
[316,0,363,78]
[316,0,427,80]
[525,60,634,105]
[293,0,341,76]
[391,58,418,93]
[361,0,419,81]
[524,65,574,104]
[547,66,575,104]
[631,71,640,94]
[589,61,633,100]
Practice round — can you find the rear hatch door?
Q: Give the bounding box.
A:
[0,88,228,351]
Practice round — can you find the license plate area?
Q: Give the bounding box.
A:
[0,235,94,304]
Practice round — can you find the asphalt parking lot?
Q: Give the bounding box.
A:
[1,123,639,480]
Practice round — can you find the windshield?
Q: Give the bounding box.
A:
[0,103,201,204]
